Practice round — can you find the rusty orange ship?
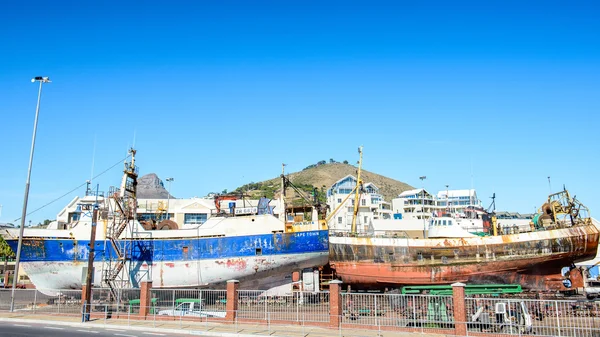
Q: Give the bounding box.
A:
[329,148,599,292]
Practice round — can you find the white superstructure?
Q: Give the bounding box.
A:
[49,194,282,230]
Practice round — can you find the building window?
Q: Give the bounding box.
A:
[184,213,207,224]
[364,216,368,223]
[337,198,342,203]
[338,217,342,224]
[361,199,366,206]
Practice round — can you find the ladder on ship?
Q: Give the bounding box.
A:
[101,148,152,303]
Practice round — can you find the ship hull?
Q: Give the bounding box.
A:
[5,229,329,292]
[19,252,328,293]
[329,224,599,291]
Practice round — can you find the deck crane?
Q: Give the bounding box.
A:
[213,193,251,214]
[487,193,496,213]
[280,174,329,221]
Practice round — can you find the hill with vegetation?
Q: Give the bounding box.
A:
[232,160,413,205]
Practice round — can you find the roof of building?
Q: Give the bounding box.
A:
[398,188,425,197]
[329,175,380,194]
[437,189,476,198]
[363,182,379,190]
[331,174,356,186]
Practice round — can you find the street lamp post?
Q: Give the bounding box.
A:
[166,178,174,220]
[10,76,51,312]
[419,176,427,238]
[445,184,450,214]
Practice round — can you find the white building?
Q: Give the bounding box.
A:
[326,175,393,231]
[391,188,481,220]
[53,193,282,230]
[436,189,480,215]
[392,188,436,220]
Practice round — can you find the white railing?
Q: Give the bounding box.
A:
[0,289,83,315]
[237,290,329,322]
[3,287,599,337]
[150,288,227,317]
[466,296,600,336]
[341,293,454,331]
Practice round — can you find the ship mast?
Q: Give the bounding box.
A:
[280,163,286,221]
[351,146,364,234]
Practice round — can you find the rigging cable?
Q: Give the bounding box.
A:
[12,154,131,222]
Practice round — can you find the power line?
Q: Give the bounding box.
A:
[13,155,130,222]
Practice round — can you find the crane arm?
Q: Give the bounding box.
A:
[214,195,243,213]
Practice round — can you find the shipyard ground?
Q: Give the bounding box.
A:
[0,312,451,337]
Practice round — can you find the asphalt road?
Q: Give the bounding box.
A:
[0,321,193,337]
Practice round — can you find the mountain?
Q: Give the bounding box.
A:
[233,163,413,203]
[137,173,174,199]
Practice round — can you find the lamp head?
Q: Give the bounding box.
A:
[32,76,51,83]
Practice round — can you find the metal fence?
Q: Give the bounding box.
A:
[3,287,600,337]
[237,290,329,322]
[341,292,454,331]
[0,289,83,315]
[150,288,227,318]
[466,296,600,337]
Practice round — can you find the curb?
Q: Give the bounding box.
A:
[0,317,267,337]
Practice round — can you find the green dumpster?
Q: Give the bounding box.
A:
[129,298,158,314]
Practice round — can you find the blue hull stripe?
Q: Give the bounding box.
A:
[6,230,329,263]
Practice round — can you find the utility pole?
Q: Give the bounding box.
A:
[82,186,99,322]
[11,76,51,312]
[165,177,174,220]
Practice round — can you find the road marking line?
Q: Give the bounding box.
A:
[44,326,64,330]
[77,330,99,333]
[13,324,32,327]
[106,329,126,332]
[143,333,166,336]
[114,334,137,337]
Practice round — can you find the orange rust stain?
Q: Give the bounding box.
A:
[215,258,247,271]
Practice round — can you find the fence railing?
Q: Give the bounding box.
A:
[237,290,329,322]
[0,289,83,315]
[466,296,600,337]
[342,293,454,331]
[150,288,227,315]
[2,288,599,337]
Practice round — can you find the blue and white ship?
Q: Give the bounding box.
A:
[2,149,329,293]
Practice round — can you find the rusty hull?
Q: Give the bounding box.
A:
[329,223,599,291]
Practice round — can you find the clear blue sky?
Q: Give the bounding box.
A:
[0,1,599,225]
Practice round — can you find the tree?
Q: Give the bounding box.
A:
[221,189,228,194]
[0,237,14,259]
[343,160,349,164]
[0,236,15,275]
